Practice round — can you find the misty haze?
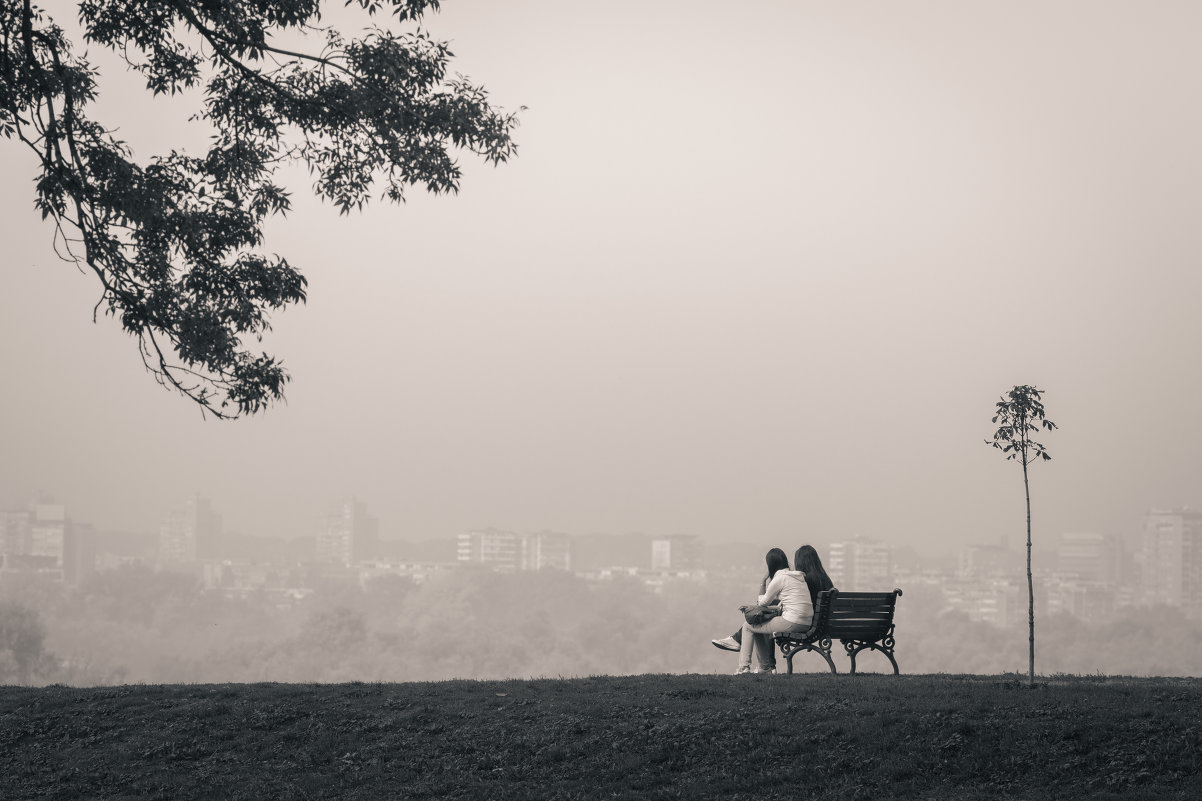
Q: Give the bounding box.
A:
[5,2,1202,798]
[2,0,1201,687]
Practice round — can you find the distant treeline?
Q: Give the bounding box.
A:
[0,565,1197,685]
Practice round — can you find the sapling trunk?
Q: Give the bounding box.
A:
[1023,457,1034,687]
[988,385,1054,690]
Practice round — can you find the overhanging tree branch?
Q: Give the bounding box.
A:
[1,0,520,418]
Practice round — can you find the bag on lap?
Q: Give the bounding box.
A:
[740,604,782,625]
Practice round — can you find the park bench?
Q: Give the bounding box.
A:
[773,588,903,675]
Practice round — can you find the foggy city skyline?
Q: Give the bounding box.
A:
[4,0,1202,555]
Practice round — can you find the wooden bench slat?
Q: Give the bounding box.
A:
[828,614,893,624]
[833,598,896,609]
[836,589,903,596]
[844,614,893,620]
[829,616,894,624]
[829,625,892,637]
[826,613,894,625]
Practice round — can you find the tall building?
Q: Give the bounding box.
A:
[30,503,67,564]
[941,576,1028,628]
[456,530,573,571]
[64,522,97,584]
[158,507,190,564]
[650,535,701,571]
[457,529,522,570]
[0,509,33,561]
[828,537,892,590]
[522,531,572,572]
[0,501,92,581]
[1055,531,1121,584]
[957,544,1016,578]
[1140,509,1202,616]
[316,497,379,565]
[159,496,223,566]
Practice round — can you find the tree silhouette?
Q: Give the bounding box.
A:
[987,384,1057,686]
[0,0,520,417]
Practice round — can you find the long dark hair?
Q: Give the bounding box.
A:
[765,547,790,580]
[794,544,834,604]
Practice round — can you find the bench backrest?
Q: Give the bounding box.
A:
[814,588,901,642]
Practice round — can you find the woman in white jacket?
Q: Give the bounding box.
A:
[735,549,815,674]
[711,547,788,658]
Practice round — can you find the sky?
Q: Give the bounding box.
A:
[2,0,1201,552]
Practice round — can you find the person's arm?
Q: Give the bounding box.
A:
[756,573,771,603]
[760,572,787,606]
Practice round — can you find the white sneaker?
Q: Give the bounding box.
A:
[711,636,739,652]
[734,666,752,675]
[756,666,777,675]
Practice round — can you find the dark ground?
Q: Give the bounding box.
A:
[2,674,1200,800]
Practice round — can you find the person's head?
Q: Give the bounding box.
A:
[765,547,790,579]
[794,544,833,590]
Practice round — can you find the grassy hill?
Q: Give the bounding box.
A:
[2,674,1199,800]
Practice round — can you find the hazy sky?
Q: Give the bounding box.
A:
[2,0,1201,551]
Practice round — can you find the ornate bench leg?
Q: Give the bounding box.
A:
[815,638,837,674]
[777,639,837,674]
[841,637,901,675]
[775,639,794,674]
[881,628,899,675]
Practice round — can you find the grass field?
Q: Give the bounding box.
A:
[2,674,1200,800]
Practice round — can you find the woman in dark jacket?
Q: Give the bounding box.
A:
[795,544,834,604]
